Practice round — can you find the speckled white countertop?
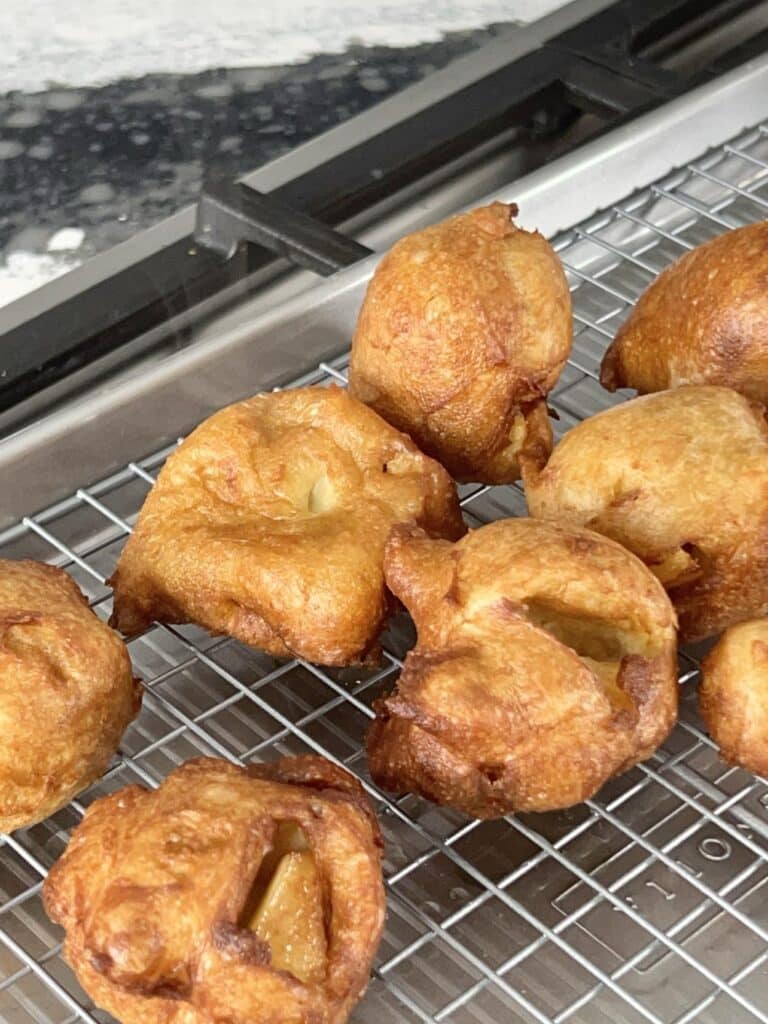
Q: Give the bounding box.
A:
[1,1,563,93]
[0,1,568,306]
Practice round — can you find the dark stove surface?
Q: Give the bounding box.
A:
[0,25,508,306]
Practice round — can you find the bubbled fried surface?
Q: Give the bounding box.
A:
[43,756,385,1024]
[700,619,768,777]
[348,202,571,484]
[109,386,465,666]
[0,559,140,833]
[366,520,677,818]
[601,221,768,400]
[523,385,768,642]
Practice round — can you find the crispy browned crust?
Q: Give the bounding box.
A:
[0,559,140,833]
[43,756,386,1024]
[601,221,768,398]
[109,386,464,665]
[523,385,768,642]
[700,620,768,776]
[366,520,678,817]
[348,202,571,484]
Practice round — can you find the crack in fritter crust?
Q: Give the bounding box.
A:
[367,520,678,817]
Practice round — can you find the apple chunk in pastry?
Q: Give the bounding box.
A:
[109,385,464,665]
[367,519,677,818]
[43,756,385,1024]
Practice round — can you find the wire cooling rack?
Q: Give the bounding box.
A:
[2,119,768,1024]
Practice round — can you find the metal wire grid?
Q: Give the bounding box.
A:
[1,119,768,1024]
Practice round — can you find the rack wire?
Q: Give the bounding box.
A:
[2,119,768,1024]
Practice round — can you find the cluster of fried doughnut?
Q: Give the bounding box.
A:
[525,221,768,777]
[4,204,766,1024]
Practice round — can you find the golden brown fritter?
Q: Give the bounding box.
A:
[109,386,465,665]
[367,519,677,817]
[601,221,768,399]
[0,559,140,833]
[348,202,571,484]
[523,385,768,642]
[700,619,768,776]
[44,756,385,1024]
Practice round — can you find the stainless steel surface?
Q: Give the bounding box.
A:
[3,93,768,1024]
[0,0,618,442]
[0,0,615,339]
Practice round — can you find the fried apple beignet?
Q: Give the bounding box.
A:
[109,386,464,665]
[367,520,677,817]
[601,221,768,399]
[44,756,385,1024]
[523,385,768,642]
[348,202,571,484]
[700,619,768,776]
[0,559,140,833]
